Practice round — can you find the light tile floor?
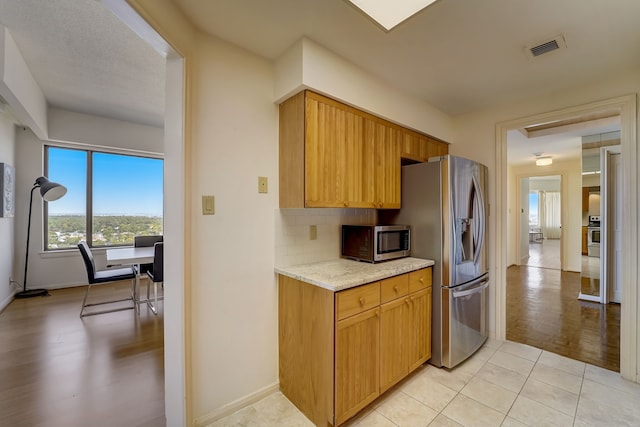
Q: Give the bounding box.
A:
[208,339,640,426]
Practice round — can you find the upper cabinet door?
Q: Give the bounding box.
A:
[305,95,371,208]
[365,119,401,209]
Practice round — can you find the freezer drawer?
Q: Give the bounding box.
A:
[441,274,488,368]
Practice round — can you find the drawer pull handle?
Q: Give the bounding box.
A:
[419,278,424,283]
[393,286,398,293]
[359,297,365,306]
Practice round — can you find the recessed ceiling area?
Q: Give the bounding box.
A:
[346,0,439,31]
[507,116,621,166]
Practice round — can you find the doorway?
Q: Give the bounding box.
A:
[497,95,637,379]
[521,175,562,270]
[105,2,188,424]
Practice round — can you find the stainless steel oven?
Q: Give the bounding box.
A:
[587,215,600,258]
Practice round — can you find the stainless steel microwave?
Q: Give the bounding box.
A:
[341,225,410,263]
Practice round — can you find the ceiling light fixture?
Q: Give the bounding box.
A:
[347,0,439,31]
[536,156,553,166]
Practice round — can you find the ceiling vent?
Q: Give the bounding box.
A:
[525,35,567,60]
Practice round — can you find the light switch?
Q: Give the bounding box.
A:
[258,176,268,194]
[202,195,215,215]
[309,225,317,240]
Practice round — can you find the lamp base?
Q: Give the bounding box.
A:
[15,288,50,298]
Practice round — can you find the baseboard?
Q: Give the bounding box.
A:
[193,381,280,427]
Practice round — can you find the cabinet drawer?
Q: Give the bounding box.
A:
[409,268,432,293]
[336,282,380,321]
[380,274,409,304]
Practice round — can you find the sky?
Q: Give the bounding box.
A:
[47,147,163,216]
[529,192,538,224]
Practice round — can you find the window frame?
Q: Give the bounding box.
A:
[44,144,164,250]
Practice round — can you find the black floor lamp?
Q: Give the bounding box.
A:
[15,176,67,299]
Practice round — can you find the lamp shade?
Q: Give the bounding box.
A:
[35,176,67,201]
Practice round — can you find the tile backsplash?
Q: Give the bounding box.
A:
[275,208,375,267]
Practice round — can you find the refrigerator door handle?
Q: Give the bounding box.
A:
[472,174,486,266]
[452,277,489,298]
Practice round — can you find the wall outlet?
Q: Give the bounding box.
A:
[309,225,317,240]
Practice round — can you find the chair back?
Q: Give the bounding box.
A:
[134,235,163,248]
[152,242,164,283]
[77,241,97,284]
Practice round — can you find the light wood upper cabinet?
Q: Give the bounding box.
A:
[279,90,448,208]
[401,131,448,163]
[305,95,371,208]
[366,118,401,209]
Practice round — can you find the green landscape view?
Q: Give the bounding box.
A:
[48,215,163,249]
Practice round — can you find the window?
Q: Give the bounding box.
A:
[529,191,539,227]
[45,146,163,250]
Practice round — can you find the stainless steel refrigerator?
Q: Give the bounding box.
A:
[380,155,488,368]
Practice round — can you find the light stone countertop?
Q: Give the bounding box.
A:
[275,257,435,292]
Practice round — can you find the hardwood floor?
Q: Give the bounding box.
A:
[507,265,620,372]
[0,282,165,427]
[525,238,561,270]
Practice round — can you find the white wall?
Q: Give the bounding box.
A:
[275,208,374,268]
[12,110,163,290]
[0,110,16,311]
[188,31,280,423]
[47,107,163,153]
[188,32,457,427]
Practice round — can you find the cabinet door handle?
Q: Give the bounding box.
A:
[405,298,410,305]
[359,297,365,306]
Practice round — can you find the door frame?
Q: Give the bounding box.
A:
[601,145,622,303]
[104,1,189,424]
[496,94,637,381]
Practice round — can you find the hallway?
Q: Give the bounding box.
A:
[525,238,561,270]
[506,265,620,372]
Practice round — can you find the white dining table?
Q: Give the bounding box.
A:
[106,246,156,310]
[106,246,155,265]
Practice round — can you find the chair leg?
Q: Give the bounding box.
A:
[153,281,158,315]
[80,283,92,317]
[80,279,136,318]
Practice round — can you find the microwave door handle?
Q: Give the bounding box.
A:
[452,277,490,298]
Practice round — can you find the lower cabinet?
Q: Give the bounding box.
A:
[278,267,432,426]
[335,307,380,425]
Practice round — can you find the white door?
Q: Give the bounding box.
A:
[520,178,530,264]
[607,151,622,303]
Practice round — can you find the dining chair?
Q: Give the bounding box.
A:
[134,235,164,275]
[77,241,137,317]
[145,242,163,315]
